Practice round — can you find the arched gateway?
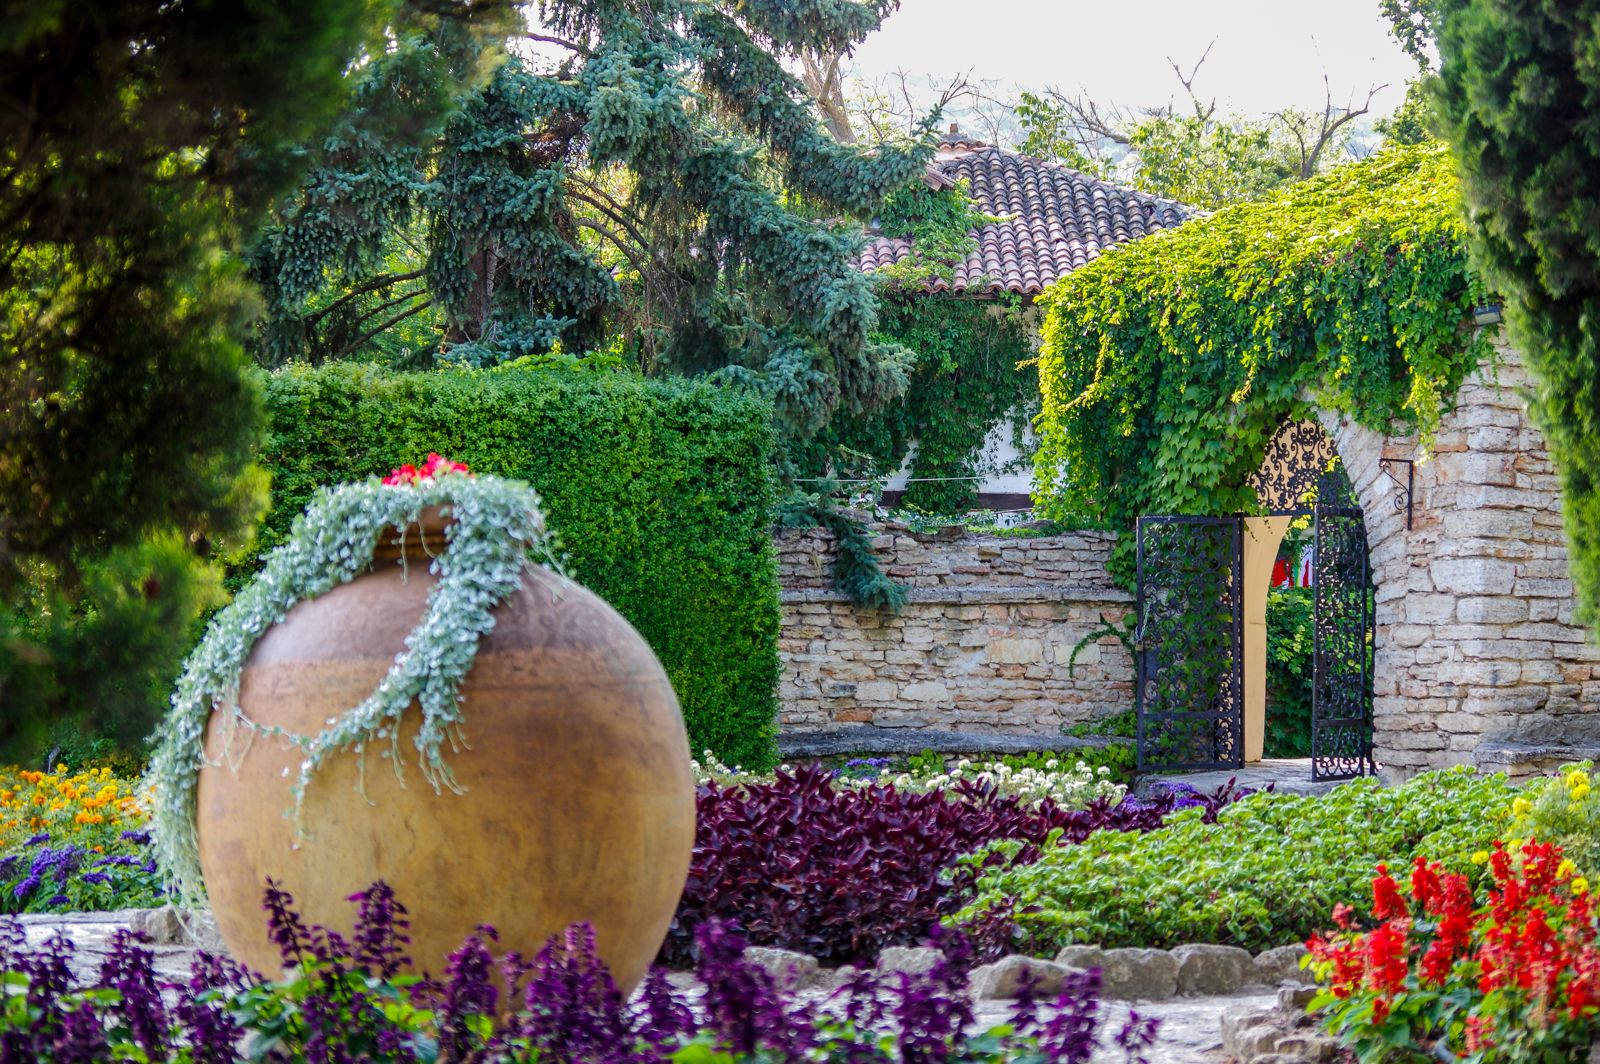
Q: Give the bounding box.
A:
[1135,419,1376,781]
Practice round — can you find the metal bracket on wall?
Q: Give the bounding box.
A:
[1377,458,1414,530]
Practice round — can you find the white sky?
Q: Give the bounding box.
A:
[847,0,1417,120]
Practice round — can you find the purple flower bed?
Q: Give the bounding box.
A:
[666,764,1250,965]
[0,881,1159,1063]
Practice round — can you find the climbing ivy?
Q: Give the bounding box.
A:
[1033,143,1491,578]
[871,178,999,291]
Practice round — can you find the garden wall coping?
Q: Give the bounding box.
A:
[779,586,1132,605]
[777,726,1130,759]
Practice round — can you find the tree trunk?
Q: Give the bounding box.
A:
[444,240,499,346]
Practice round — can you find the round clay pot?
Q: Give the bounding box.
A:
[195,507,695,992]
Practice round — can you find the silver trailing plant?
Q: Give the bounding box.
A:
[146,467,560,910]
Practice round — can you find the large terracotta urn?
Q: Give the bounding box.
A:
[195,510,696,992]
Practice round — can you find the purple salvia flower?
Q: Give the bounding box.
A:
[1038,968,1104,1064]
[120,830,152,844]
[22,833,48,847]
[79,872,110,887]
[47,1003,109,1063]
[437,925,499,1060]
[632,966,695,1050]
[174,953,247,1064]
[516,923,633,1062]
[1113,1008,1162,1064]
[96,929,169,1058]
[262,878,312,971]
[349,880,411,979]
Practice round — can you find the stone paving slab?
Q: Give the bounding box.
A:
[13,912,1278,1062]
[1138,758,1355,797]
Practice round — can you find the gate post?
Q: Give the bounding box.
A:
[1241,517,1293,762]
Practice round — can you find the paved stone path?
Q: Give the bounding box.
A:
[1138,758,1351,798]
[12,911,1276,1062]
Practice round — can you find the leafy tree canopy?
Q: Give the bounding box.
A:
[1032,144,1489,579]
[1432,0,1600,625]
[0,0,502,759]
[1006,58,1380,210]
[252,0,936,441]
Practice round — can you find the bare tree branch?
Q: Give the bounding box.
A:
[520,32,592,57]
[305,268,427,330]
[1273,77,1385,179]
[335,300,433,360]
[799,48,855,143]
[1166,39,1218,122]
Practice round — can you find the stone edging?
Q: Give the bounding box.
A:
[780,587,1131,605]
[742,941,1313,1003]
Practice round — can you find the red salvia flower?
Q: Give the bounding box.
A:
[1372,864,1407,921]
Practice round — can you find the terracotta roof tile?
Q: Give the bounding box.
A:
[860,137,1196,295]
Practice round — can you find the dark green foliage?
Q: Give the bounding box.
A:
[1376,81,1436,146]
[1381,0,1444,70]
[776,491,906,613]
[795,297,1037,514]
[1265,586,1314,759]
[1034,145,1489,580]
[0,0,457,761]
[254,363,781,769]
[255,1,935,443]
[1432,0,1600,626]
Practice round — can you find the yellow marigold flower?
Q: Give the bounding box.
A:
[1576,784,1592,801]
[1472,850,1491,865]
[1512,797,1532,817]
[1559,858,1577,879]
[1575,877,1591,896]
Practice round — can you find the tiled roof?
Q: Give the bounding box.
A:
[859,131,1195,296]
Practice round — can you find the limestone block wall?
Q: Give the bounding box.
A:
[1323,336,1600,778]
[776,525,1133,734]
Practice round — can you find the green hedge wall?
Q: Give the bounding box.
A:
[251,363,781,769]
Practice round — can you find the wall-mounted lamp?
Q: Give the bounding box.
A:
[1472,304,1503,326]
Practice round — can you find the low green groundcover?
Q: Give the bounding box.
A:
[954,767,1516,954]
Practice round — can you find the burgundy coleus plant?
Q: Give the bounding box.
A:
[665,764,1249,965]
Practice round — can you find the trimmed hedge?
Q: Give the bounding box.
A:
[250,363,781,769]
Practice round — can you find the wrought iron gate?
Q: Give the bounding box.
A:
[1134,516,1245,772]
[1311,473,1376,781]
[1133,461,1375,779]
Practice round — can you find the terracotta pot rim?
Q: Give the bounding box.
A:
[373,505,455,565]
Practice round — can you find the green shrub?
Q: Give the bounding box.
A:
[253,363,781,769]
[954,767,1517,953]
[1265,586,1314,758]
[1510,762,1600,877]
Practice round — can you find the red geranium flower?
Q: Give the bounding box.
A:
[382,454,471,486]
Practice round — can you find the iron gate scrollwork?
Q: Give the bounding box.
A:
[1312,467,1375,781]
[1134,516,1245,772]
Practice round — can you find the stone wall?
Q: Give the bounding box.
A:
[1323,336,1600,777]
[776,526,1133,736]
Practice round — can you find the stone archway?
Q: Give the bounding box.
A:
[1239,419,1376,777]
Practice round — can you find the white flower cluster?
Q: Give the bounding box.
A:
[691,751,781,786]
[853,758,1125,809]
[146,469,562,910]
[689,750,1124,811]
